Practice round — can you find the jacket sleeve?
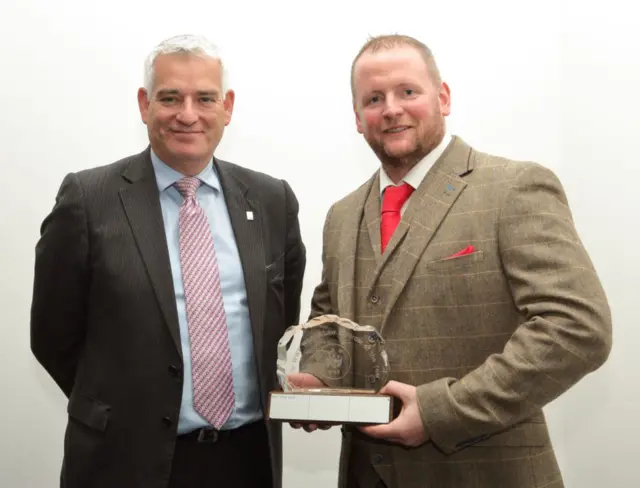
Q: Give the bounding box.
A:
[416,163,612,454]
[309,204,335,319]
[282,179,306,329]
[299,204,347,387]
[30,173,91,398]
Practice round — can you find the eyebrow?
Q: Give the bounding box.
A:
[156,89,221,97]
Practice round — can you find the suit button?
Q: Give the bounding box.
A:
[370,295,379,304]
[168,365,181,377]
[162,416,173,427]
[372,454,384,464]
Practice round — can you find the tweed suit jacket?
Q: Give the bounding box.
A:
[303,136,612,488]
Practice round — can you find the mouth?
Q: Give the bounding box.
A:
[383,126,410,134]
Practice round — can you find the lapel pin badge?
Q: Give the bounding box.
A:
[445,183,456,194]
[246,211,254,221]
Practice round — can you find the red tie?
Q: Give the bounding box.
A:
[381,183,414,252]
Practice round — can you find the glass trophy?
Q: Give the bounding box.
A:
[268,314,393,425]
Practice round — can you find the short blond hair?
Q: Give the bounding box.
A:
[350,34,442,100]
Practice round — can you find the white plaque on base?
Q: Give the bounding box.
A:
[268,388,393,425]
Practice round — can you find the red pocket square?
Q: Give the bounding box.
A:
[445,245,475,259]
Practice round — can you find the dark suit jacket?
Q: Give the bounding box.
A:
[30,147,306,488]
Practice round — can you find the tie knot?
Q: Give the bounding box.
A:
[174,177,202,199]
[382,183,414,213]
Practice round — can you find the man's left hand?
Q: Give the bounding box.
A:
[359,381,428,447]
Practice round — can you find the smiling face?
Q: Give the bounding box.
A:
[352,45,451,171]
[137,52,234,175]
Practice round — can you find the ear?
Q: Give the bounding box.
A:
[438,81,451,117]
[223,89,235,126]
[137,88,150,124]
[354,104,364,134]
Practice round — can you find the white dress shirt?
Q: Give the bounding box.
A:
[379,132,452,215]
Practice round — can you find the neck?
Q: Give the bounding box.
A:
[381,161,417,185]
[170,160,210,177]
[156,152,213,177]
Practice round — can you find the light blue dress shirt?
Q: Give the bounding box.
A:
[151,151,262,433]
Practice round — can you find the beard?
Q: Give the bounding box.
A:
[366,116,445,172]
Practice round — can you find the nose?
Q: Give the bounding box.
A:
[382,95,403,118]
[175,98,198,125]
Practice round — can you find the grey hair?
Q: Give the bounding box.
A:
[143,34,228,94]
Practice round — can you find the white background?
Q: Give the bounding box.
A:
[1,0,638,486]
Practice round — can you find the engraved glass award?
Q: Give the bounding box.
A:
[268,314,393,425]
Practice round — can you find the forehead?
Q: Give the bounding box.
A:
[353,46,431,92]
[152,53,222,91]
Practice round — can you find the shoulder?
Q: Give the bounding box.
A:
[466,145,561,186]
[326,174,377,219]
[461,145,570,214]
[50,149,149,205]
[452,144,565,208]
[79,150,146,178]
[70,149,149,188]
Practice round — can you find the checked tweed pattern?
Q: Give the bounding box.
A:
[175,176,234,429]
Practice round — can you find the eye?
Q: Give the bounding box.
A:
[200,96,216,103]
[404,88,415,96]
[368,95,381,105]
[159,96,177,104]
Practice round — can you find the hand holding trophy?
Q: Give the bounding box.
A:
[267,314,394,427]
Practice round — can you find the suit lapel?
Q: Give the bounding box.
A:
[363,172,383,264]
[214,160,266,365]
[379,137,474,333]
[119,150,182,355]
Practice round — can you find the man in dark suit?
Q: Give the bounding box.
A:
[30,34,305,488]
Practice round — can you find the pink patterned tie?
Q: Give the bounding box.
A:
[175,176,234,429]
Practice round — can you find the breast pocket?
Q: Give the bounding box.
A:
[266,252,285,286]
[265,253,286,326]
[426,250,485,273]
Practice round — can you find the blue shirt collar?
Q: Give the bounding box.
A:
[150,149,221,193]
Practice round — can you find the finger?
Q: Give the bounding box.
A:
[290,423,302,429]
[378,380,411,400]
[359,422,395,439]
[285,373,304,388]
[318,424,332,430]
[285,373,298,386]
[361,425,407,445]
[286,373,324,388]
[303,424,318,433]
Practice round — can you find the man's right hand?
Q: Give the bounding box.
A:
[286,372,334,432]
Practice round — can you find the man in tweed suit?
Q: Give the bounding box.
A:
[30,35,305,488]
[289,34,611,487]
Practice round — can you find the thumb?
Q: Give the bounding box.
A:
[378,380,412,401]
[286,372,324,388]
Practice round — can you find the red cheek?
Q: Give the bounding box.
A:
[363,113,381,129]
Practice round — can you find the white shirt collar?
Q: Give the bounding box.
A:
[380,132,452,194]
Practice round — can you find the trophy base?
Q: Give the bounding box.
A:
[267,388,393,425]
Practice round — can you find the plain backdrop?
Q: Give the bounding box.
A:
[1,0,638,486]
